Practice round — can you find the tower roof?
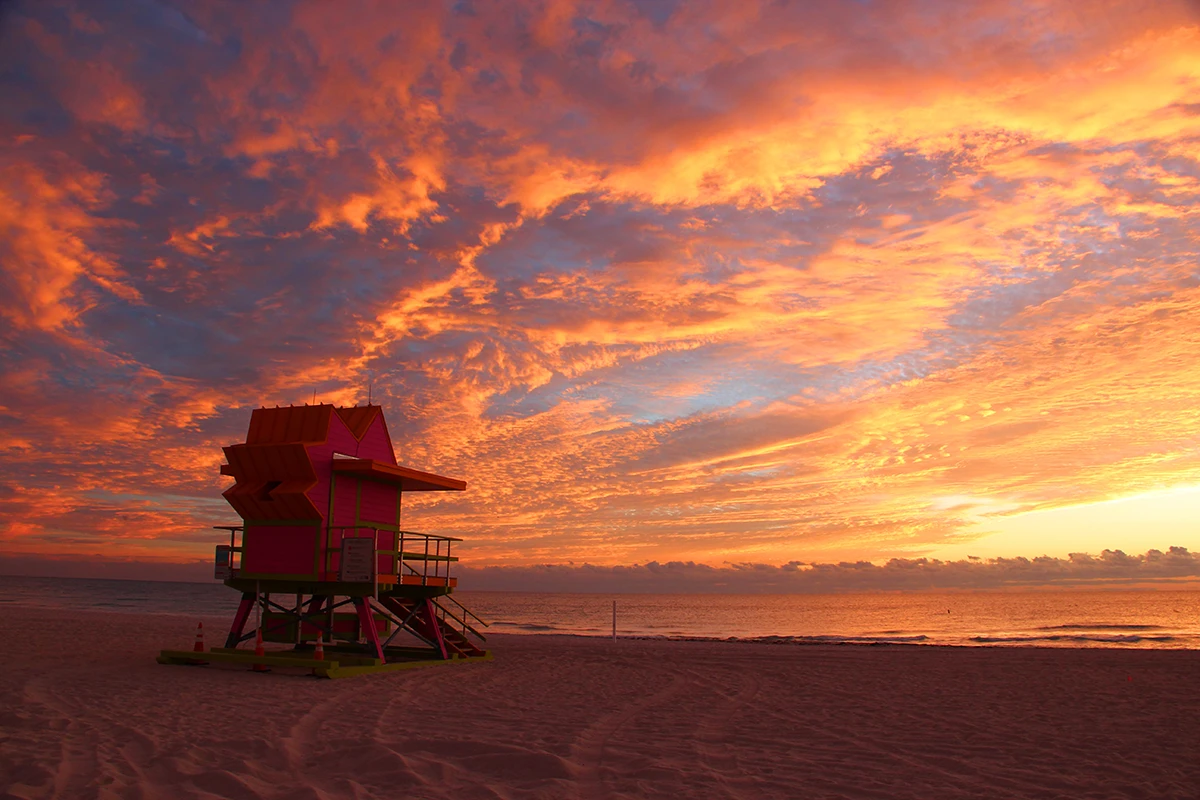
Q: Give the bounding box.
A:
[246,404,332,444]
[331,457,466,492]
[244,403,386,445]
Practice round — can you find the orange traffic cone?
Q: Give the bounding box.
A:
[193,622,205,653]
[253,628,268,673]
[311,637,324,677]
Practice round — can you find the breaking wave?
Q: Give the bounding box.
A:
[746,634,930,645]
[971,633,1178,645]
[1034,623,1164,631]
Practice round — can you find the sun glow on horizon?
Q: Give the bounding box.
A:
[926,485,1200,562]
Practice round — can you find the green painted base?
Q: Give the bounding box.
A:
[157,647,492,679]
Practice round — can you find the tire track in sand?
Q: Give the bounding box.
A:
[569,665,690,800]
[22,666,104,798]
[689,666,762,798]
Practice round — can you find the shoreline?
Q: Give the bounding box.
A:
[1,597,1195,650]
[520,631,1200,650]
[5,576,1198,654]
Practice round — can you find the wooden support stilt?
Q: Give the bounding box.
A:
[421,598,449,660]
[354,597,385,662]
[226,591,255,648]
[302,594,326,642]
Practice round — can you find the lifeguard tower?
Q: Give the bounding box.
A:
[158,403,489,678]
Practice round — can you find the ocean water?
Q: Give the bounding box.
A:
[1,575,1197,649]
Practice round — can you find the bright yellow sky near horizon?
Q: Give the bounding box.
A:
[927,486,1200,562]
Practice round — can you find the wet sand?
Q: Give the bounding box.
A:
[2,606,1199,799]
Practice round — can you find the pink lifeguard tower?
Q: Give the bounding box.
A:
[158,403,489,677]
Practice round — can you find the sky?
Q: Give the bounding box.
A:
[2,0,1200,588]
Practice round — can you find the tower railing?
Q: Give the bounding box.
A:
[213,523,467,590]
[434,593,490,641]
[213,525,244,578]
[325,525,461,587]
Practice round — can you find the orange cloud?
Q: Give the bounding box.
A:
[3,0,1200,576]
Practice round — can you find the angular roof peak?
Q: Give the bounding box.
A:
[335,404,382,441]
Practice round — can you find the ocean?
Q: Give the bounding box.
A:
[1,574,1197,649]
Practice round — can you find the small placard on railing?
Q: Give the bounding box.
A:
[340,537,375,582]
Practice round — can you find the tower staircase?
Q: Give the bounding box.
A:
[379,594,488,659]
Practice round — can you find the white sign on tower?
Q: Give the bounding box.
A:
[339,537,375,583]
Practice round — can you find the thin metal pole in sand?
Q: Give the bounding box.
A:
[612,599,617,640]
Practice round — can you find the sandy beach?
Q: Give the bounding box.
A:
[2,607,1198,799]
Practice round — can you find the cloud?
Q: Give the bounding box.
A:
[3,546,1196,593]
[0,552,212,583]
[1,0,1200,572]
[454,547,1200,593]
